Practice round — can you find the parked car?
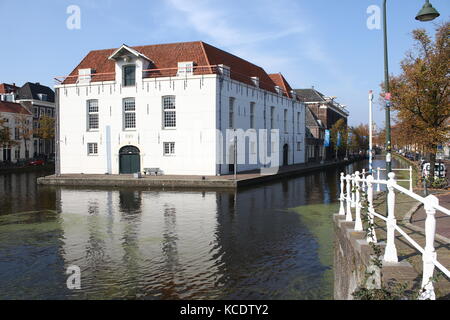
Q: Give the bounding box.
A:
[28,159,45,166]
[422,162,447,178]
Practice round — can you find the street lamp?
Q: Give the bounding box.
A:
[382,0,440,174]
[416,0,440,21]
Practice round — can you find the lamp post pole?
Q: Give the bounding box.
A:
[382,0,440,174]
[369,90,374,174]
[383,0,392,174]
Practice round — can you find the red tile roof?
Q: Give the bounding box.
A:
[0,101,32,115]
[268,73,293,98]
[63,41,295,97]
[0,83,19,94]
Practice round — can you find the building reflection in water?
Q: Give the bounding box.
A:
[0,158,408,299]
[0,171,56,215]
[28,159,364,299]
[57,188,222,299]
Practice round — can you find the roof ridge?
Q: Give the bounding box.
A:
[201,41,269,72]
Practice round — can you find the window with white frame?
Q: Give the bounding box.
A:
[87,100,99,130]
[177,62,194,77]
[123,98,136,129]
[270,107,275,129]
[87,143,98,155]
[163,142,175,155]
[229,97,235,129]
[162,96,176,128]
[38,93,48,101]
[297,142,302,151]
[250,102,255,129]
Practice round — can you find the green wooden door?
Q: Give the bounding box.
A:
[119,146,140,174]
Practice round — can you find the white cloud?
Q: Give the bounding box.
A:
[163,0,357,106]
[164,0,306,47]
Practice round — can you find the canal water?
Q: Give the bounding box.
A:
[0,157,409,300]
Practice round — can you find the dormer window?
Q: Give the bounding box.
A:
[275,86,282,95]
[251,77,260,88]
[123,65,136,87]
[37,93,48,101]
[177,62,194,77]
[290,90,297,100]
[217,64,231,78]
[78,68,94,84]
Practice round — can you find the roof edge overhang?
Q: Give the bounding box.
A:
[108,44,154,63]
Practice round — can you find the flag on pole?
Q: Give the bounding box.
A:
[324,130,330,147]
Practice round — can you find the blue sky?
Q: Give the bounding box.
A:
[0,0,448,126]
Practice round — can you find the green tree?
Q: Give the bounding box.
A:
[387,22,450,180]
[0,118,14,150]
[351,124,370,155]
[14,114,33,159]
[36,115,55,151]
[330,118,348,160]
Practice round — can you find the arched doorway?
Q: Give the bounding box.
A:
[119,146,141,174]
[283,144,289,167]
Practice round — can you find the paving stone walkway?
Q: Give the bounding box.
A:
[371,190,450,299]
[411,192,450,240]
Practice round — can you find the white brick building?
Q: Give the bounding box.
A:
[0,101,34,162]
[56,42,306,175]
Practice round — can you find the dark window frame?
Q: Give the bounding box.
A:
[123,64,136,87]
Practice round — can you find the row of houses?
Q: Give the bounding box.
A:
[0,82,56,162]
[1,41,348,175]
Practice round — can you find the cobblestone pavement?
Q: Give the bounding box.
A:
[411,192,450,240]
[372,191,450,299]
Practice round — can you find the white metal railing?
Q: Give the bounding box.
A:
[338,171,450,300]
[361,166,414,192]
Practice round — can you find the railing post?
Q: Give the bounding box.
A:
[383,172,398,263]
[409,166,413,192]
[419,195,439,300]
[354,171,363,231]
[361,169,366,190]
[366,175,377,243]
[339,173,345,216]
[346,174,353,222]
[376,167,381,192]
[351,173,356,208]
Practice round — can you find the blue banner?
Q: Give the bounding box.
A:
[337,132,341,147]
[348,131,352,144]
[324,130,330,147]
